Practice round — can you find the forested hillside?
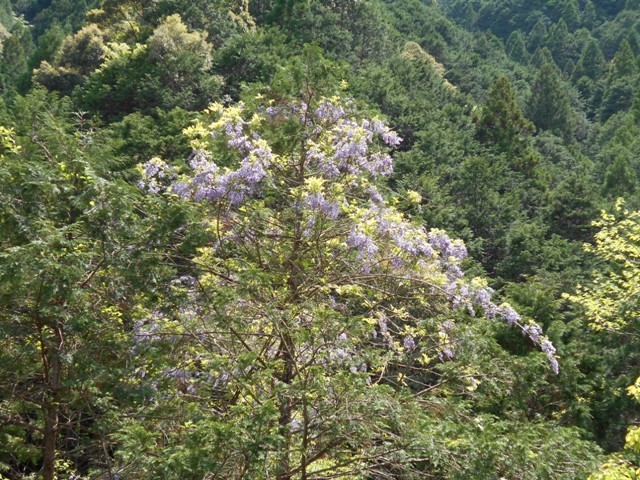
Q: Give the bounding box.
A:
[1,0,640,478]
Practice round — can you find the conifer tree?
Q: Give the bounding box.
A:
[603,150,637,198]
[572,38,605,81]
[600,39,639,120]
[0,21,34,93]
[129,48,559,479]
[0,91,156,480]
[527,62,574,138]
[610,39,638,79]
[529,46,555,70]
[546,19,575,70]
[562,0,580,31]
[461,3,476,29]
[527,19,548,52]
[506,30,529,64]
[476,75,534,156]
[625,0,640,11]
[582,0,597,29]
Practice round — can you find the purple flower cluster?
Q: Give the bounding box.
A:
[315,100,346,123]
[523,321,559,372]
[265,105,281,120]
[131,312,169,355]
[363,119,402,148]
[327,196,558,372]
[292,101,309,120]
[169,113,274,206]
[293,99,402,181]
[438,348,455,361]
[366,153,394,176]
[391,229,434,258]
[303,192,340,219]
[346,229,378,259]
[441,282,558,372]
[474,288,493,310]
[364,207,435,260]
[138,158,177,194]
[367,186,384,204]
[132,317,162,344]
[403,336,416,350]
[428,231,468,261]
[330,120,395,178]
[541,340,559,375]
[301,192,341,238]
[333,121,369,160]
[317,334,368,373]
[499,305,521,326]
[260,101,309,123]
[523,323,543,343]
[305,147,339,178]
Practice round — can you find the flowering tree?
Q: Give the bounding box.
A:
[566,199,640,333]
[566,201,640,479]
[132,58,558,479]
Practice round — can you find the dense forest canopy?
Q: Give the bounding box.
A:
[2,0,640,478]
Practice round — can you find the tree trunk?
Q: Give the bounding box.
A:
[42,401,59,480]
[39,320,63,480]
[276,333,295,480]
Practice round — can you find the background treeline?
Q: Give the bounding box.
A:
[1,0,640,478]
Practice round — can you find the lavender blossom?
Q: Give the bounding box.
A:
[347,230,378,258]
[367,119,403,147]
[439,348,455,361]
[367,186,384,204]
[428,231,468,261]
[403,336,416,350]
[265,106,281,119]
[540,339,559,374]
[315,100,346,123]
[475,288,493,309]
[303,192,340,219]
[139,158,177,194]
[522,323,542,343]
[441,320,455,332]
[548,356,560,375]
[499,305,521,327]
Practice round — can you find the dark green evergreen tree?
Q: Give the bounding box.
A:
[506,30,529,63]
[30,22,66,69]
[527,18,548,52]
[476,75,534,156]
[529,46,555,69]
[527,62,575,138]
[572,38,605,81]
[546,19,575,69]
[611,38,638,78]
[600,39,638,120]
[603,149,637,197]
[563,58,576,78]
[461,2,477,29]
[582,0,597,29]
[625,0,640,11]
[561,0,580,31]
[0,90,163,480]
[0,21,34,93]
[545,169,598,241]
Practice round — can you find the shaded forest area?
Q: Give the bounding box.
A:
[2,0,640,478]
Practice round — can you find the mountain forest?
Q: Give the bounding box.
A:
[2,0,640,478]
